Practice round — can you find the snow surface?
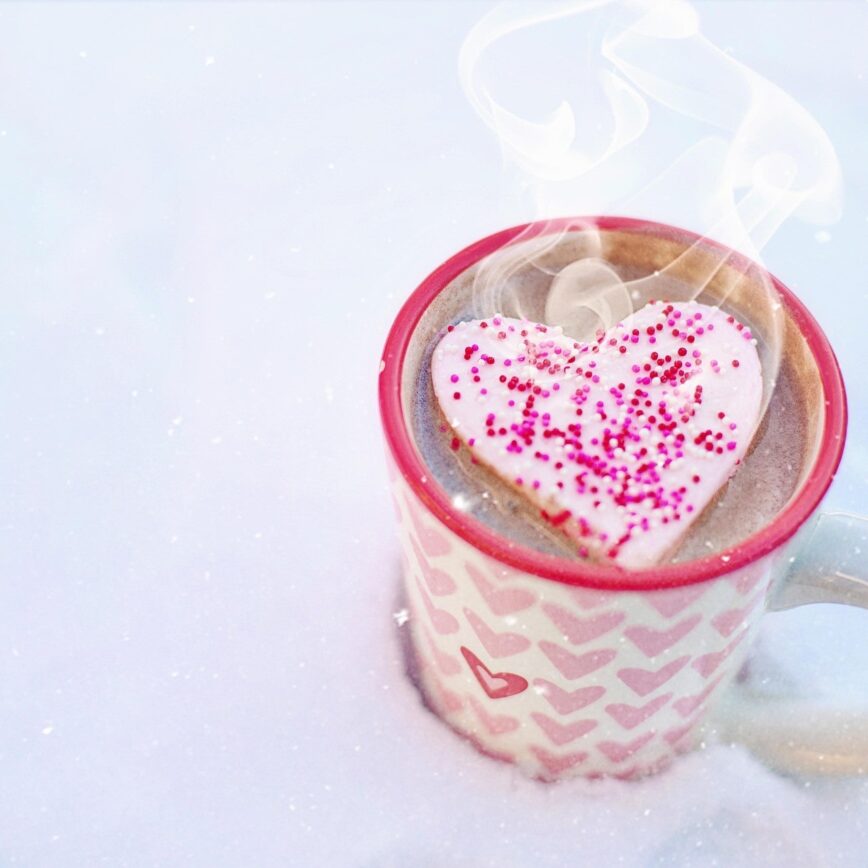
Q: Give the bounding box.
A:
[0,2,866,866]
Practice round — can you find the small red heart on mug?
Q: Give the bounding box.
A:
[432,302,762,569]
[460,646,528,700]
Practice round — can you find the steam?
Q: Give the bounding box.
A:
[458,0,842,396]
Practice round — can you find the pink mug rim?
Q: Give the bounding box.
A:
[378,216,848,591]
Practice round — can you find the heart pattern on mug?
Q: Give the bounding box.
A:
[532,713,598,746]
[414,578,459,636]
[673,675,726,719]
[539,643,618,680]
[465,561,535,615]
[597,732,656,763]
[711,592,765,638]
[605,693,673,729]
[404,492,453,558]
[531,745,589,776]
[468,696,520,736]
[532,679,606,715]
[460,646,528,700]
[645,586,706,618]
[464,608,530,658]
[624,614,702,658]
[568,588,615,610]
[543,603,626,646]
[424,627,462,677]
[411,536,456,596]
[691,629,748,678]
[617,656,691,697]
[399,478,772,780]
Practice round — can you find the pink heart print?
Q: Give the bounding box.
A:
[415,578,459,636]
[605,693,673,729]
[465,561,536,615]
[531,713,599,746]
[431,302,763,568]
[691,629,748,678]
[531,746,589,776]
[624,614,702,658]
[538,643,618,680]
[423,627,462,676]
[404,493,453,558]
[711,591,765,638]
[617,655,691,697]
[532,679,606,715]
[673,674,726,719]
[597,731,656,763]
[410,536,457,596]
[464,608,531,658]
[461,646,529,700]
[468,696,521,735]
[645,585,706,618]
[542,603,626,645]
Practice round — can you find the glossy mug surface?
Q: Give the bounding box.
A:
[379,217,846,780]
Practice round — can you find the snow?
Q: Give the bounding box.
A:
[0,2,866,865]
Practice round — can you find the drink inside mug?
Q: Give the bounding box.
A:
[399,219,827,574]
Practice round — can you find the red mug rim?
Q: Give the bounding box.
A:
[378,216,848,591]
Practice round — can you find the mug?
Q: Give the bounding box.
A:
[379,216,867,780]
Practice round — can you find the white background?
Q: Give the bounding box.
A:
[0,2,866,866]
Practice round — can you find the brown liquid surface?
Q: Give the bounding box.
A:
[404,230,819,566]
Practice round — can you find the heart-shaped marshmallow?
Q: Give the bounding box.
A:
[431,301,762,569]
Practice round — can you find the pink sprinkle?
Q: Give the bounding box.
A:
[727,441,737,450]
[450,374,459,383]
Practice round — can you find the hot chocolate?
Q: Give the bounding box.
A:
[402,227,817,567]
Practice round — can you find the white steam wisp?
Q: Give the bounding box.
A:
[459,0,842,366]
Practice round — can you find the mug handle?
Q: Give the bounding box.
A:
[709,512,868,775]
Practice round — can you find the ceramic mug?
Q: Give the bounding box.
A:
[379,217,867,780]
